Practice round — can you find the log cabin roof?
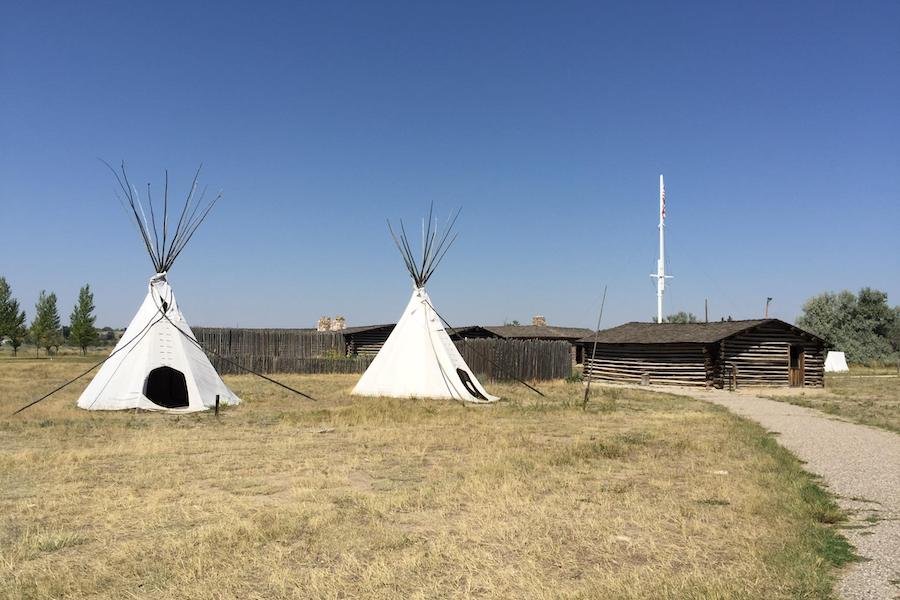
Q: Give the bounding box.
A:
[482,325,594,340]
[448,325,593,340]
[446,326,499,338]
[340,324,395,336]
[342,323,592,341]
[577,319,826,345]
[341,324,489,338]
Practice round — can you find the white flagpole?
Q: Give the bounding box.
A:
[651,175,671,323]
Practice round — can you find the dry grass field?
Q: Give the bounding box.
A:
[1,357,854,599]
[765,372,900,434]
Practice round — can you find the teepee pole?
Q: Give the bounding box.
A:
[582,285,608,409]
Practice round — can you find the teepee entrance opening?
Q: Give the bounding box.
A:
[456,368,488,401]
[144,366,190,408]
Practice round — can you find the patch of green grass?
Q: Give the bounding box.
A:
[864,514,881,523]
[33,530,87,553]
[817,528,858,567]
[549,438,627,465]
[565,372,583,384]
[799,481,846,525]
[549,430,656,466]
[697,498,730,506]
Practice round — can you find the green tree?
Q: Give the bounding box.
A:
[664,311,699,324]
[0,277,28,356]
[890,307,900,354]
[797,288,899,363]
[30,290,63,357]
[0,277,14,337]
[0,277,12,333]
[69,284,98,355]
[6,309,27,356]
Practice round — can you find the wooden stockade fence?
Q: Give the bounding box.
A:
[457,338,572,382]
[207,355,375,376]
[193,328,572,381]
[193,328,355,376]
[194,328,345,359]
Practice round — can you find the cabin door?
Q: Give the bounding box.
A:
[789,346,805,387]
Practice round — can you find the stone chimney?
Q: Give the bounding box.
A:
[317,316,332,332]
[330,316,346,331]
[532,315,546,327]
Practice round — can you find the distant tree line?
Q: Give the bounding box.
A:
[0,277,104,356]
[798,287,900,363]
[643,312,704,323]
[663,311,699,323]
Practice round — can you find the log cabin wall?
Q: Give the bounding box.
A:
[583,343,709,386]
[345,328,394,356]
[804,348,825,387]
[719,323,825,387]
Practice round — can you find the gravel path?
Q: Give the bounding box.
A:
[683,387,900,599]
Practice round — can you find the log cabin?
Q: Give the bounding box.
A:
[578,319,826,388]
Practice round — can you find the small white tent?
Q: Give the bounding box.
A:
[77,164,240,412]
[352,208,497,403]
[824,351,850,373]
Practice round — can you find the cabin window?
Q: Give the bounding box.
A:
[144,366,190,408]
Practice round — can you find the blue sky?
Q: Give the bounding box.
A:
[2,1,898,329]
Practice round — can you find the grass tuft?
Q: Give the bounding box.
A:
[30,530,87,553]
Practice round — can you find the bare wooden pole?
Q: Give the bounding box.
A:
[582,285,608,410]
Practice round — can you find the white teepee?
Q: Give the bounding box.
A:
[824,351,849,373]
[78,274,239,411]
[352,207,497,402]
[77,164,240,412]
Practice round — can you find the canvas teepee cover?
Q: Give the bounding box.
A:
[353,287,497,402]
[77,163,240,412]
[77,274,239,412]
[352,206,497,402]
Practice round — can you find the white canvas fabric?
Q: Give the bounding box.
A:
[77,274,240,412]
[824,351,849,373]
[352,287,498,402]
